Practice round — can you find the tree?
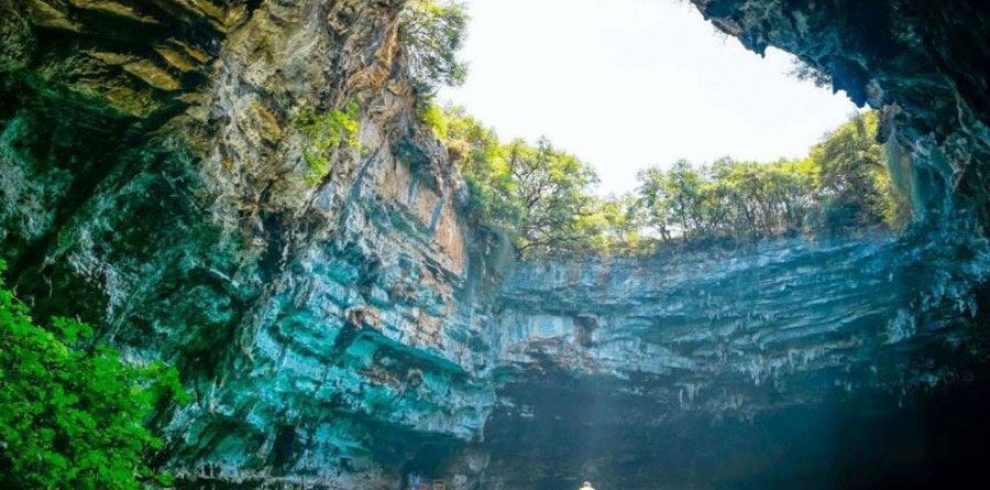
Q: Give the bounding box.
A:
[507,138,600,257]
[636,166,675,241]
[665,159,707,236]
[811,111,897,231]
[588,193,647,254]
[428,105,903,257]
[637,158,817,242]
[631,112,901,246]
[423,104,520,233]
[424,105,601,257]
[0,258,189,489]
[398,0,469,95]
[712,158,818,238]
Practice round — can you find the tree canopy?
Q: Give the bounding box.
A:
[422,105,603,258]
[614,112,904,251]
[425,105,907,258]
[813,111,900,231]
[398,0,469,95]
[396,1,906,258]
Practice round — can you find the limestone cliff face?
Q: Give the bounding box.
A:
[1,0,497,487]
[1,0,990,489]
[497,236,989,415]
[483,234,990,488]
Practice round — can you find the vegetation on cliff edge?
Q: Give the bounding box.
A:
[423,107,907,258]
[399,0,469,95]
[398,1,906,258]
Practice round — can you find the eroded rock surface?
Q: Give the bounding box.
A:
[482,233,990,488]
[2,0,498,486]
[1,0,990,488]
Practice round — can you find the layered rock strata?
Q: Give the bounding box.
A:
[1,0,990,488]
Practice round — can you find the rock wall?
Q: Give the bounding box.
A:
[496,236,988,415]
[1,0,500,487]
[480,233,990,489]
[1,0,990,489]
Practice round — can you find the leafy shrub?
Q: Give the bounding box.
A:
[296,101,361,185]
[419,102,450,140]
[0,258,189,489]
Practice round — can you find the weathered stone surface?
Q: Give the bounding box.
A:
[1,0,990,488]
[2,0,494,486]
[479,232,990,488]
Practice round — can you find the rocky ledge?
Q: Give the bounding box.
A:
[481,231,990,488]
[2,0,990,488]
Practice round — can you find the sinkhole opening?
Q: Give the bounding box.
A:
[393,1,990,489]
[410,0,911,261]
[2,0,989,489]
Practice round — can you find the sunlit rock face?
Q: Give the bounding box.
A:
[1,0,500,487]
[480,234,990,488]
[1,0,989,488]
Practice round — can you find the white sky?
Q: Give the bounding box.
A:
[438,0,860,195]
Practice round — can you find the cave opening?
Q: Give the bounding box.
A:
[414,1,990,488]
[439,0,864,198]
[1,0,989,489]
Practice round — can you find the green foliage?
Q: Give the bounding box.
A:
[419,102,450,140]
[0,258,189,489]
[426,104,905,257]
[636,157,820,243]
[627,111,906,247]
[398,0,469,95]
[422,104,516,230]
[424,104,600,257]
[507,138,600,256]
[296,101,361,185]
[583,193,648,255]
[812,111,900,231]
